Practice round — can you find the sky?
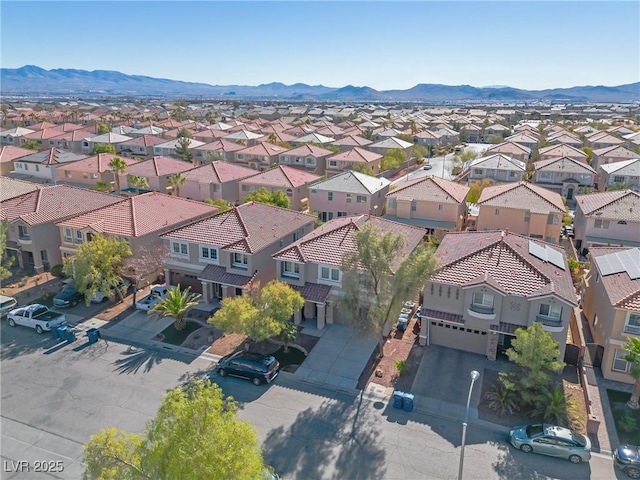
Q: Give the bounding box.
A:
[1,1,638,91]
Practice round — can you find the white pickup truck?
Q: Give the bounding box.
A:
[6,304,67,334]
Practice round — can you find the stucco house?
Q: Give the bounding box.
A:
[278,144,334,175]
[0,145,34,175]
[367,137,413,159]
[234,142,289,170]
[192,139,246,164]
[330,135,373,152]
[419,230,577,360]
[468,154,526,184]
[238,165,320,211]
[180,161,256,202]
[485,141,531,162]
[326,147,383,177]
[592,145,638,171]
[538,144,588,163]
[119,156,195,194]
[57,153,138,190]
[116,135,165,158]
[598,158,640,192]
[13,148,87,182]
[152,138,205,158]
[533,156,596,202]
[81,132,133,154]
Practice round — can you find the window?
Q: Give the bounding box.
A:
[510,171,517,177]
[523,211,530,223]
[35,165,40,172]
[329,160,337,167]
[346,194,352,203]
[328,191,333,201]
[438,204,443,211]
[357,195,367,204]
[281,261,300,279]
[306,157,315,165]
[474,169,483,175]
[539,171,552,179]
[64,227,72,243]
[75,230,84,244]
[65,170,72,179]
[91,173,98,179]
[539,304,562,319]
[594,219,610,229]
[624,312,640,335]
[613,349,629,372]
[495,208,500,216]
[18,225,29,240]
[388,199,397,209]
[24,164,29,171]
[241,184,250,192]
[618,220,627,225]
[200,245,218,262]
[411,201,417,212]
[286,188,293,197]
[233,252,248,268]
[614,176,625,183]
[172,241,188,256]
[237,154,244,160]
[472,292,494,307]
[295,156,302,164]
[320,265,340,282]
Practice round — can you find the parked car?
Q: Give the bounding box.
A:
[0,295,18,318]
[614,445,640,478]
[135,285,170,311]
[6,304,67,334]
[508,423,591,464]
[562,225,574,237]
[53,284,84,308]
[423,162,432,170]
[216,351,280,386]
[91,279,132,303]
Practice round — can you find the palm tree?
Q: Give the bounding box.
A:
[268,132,277,144]
[167,172,186,197]
[128,175,149,195]
[95,182,111,193]
[108,156,128,195]
[148,285,201,331]
[623,337,640,409]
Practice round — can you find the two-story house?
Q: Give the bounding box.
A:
[0,145,34,175]
[330,135,373,152]
[598,158,640,192]
[325,147,383,177]
[484,141,531,163]
[582,247,640,384]
[152,138,206,158]
[309,170,390,222]
[119,156,195,194]
[278,144,334,175]
[192,139,246,164]
[592,145,638,171]
[81,132,133,154]
[57,153,138,190]
[0,185,122,272]
[538,144,589,163]
[367,137,413,159]
[13,148,87,182]
[574,190,640,252]
[272,215,425,330]
[116,135,166,159]
[476,182,565,243]
[533,156,596,202]
[238,165,320,211]
[385,175,469,239]
[419,230,577,360]
[180,161,256,202]
[233,142,289,170]
[467,154,526,185]
[161,202,315,300]
[584,131,625,150]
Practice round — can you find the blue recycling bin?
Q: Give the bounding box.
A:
[65,327,77,343]
[56,324,68,340]
[86,328,100,344]
[392,390,404,410]
[51,325,60,340]
[402,392,415,412]
[397,317,408,332]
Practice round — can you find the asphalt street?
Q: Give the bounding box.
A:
[0,321,622,480]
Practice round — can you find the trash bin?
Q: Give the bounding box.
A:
[86,328,100,344]
[392,390,404,410]
[403,392,415,412]
[397,317,408,332]
[65,327,77,343]
[57,324,68,340]
[51,325,60,340]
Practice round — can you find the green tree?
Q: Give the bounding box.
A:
[175,136,194,164]
[203,198,231,213]
[353,163,375,176]
[166,173,186,197]
[500,322,565,406]
[0,220,12,281]
[148,285,201,331]
[95,182,112,193]
[467,178,491,203]
[581,146,594,164]
[243,188,290,208]
[530,385,581,428]
[62,234,132,305]
[177,127,192,139]
[97,123,110,135]
[128,175,149,195]
[92,144,116,155]
[451,150,478,175]
[380,148,407,171]
[209,280,303,342]
[486,134,504,144]
[22,139,40,151]
[338,223,436,355]
[268,132,277,144]
[608,182,629,191]
[622,337,640,409]
[412,144,429,160]
[83,379,265,480]
[108,157,128,195]
[458,128,469,143]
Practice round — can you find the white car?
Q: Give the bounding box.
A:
[91,279,132,303]
[135,285,170,311]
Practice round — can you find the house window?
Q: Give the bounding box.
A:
[524,211,530,223]
[232,252,248,269]
[547,214,560,225]
[286,188,293,197]
[64,227,72,243]
[295,156,302,164]
[539,171,552,179]
[237,154,244,160]
[474,169,483,175]
[200,245,218,262]
[18,225,30,240]
[337,212,347,217]
[241,184,250,192]
[320,265,340,282]
[510,171,517,177]
[75,230,84,244]
[24,164,29,171]
[346,194,352,203]
[614,176,625,183]
[281,261,300,279]
[471,292,494,314]
[618,220,627,225]
[624,312,640,335]
[495,209,500,216]
[357,195,367,204]
[539,304,562,320]
[306,157,315,165]
[172,241,188,256]
[328,192,333,201]
[329,160,337,167]
[388,199,397,209]
[594,219,610,229]
[65,170,72,178]
[438,204,443,211]
[293,231,298,241]
[612,349,629,373]
[91,173,98,179]
[35,165,40,172]
[411,201,417,212]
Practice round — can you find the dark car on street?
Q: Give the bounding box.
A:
[53,284,84,308]
[215,351,280,386]
[614,445,640,478]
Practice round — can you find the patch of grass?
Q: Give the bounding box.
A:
[159,322,202,346]
[607,389,640,445]
[272,346,306,368]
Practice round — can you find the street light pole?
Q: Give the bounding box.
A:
[458,370,480,480]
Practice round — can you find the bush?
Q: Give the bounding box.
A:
[50,264,65,278]
[485,383,520,416]
[395,360,408,376]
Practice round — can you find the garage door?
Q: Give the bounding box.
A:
[428,321,487,355]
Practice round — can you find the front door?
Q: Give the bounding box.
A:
[213,283,222,299]
[497,333,514,358]
[566,187,574,200]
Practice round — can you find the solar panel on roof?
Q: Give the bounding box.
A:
[528,240,547,262]
[546,247,566,270]
[619,248,640,280]
[596,248,640,279]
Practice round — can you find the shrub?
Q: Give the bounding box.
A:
[485,383,520,416]
[530,385,581,428]
[395,360,408,376]
[618,415,638,432]
[50,264,65,278]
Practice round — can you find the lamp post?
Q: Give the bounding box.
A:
[457,370,480,480]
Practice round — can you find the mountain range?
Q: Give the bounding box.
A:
[1,65,638,103]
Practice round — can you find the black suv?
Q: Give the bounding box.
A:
[216,352,280,386]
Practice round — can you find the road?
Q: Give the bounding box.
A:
[0,323,621,480]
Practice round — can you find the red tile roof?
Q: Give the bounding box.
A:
[432,231,577,305]
[0,146,34,164]
[283,144,334,157]
[182,161,256,184]
[125,156,195,177]
[162,202,315,253]
[328,147,382,164]
[198,264,257,287]
[575,190,640,222]
[61,153,137,173]
[477,181,565,213]
[55,192,216,237]
[240,165,320,189]
[291,282,333,303]
[387,175,470,204]
[1,185,122,225]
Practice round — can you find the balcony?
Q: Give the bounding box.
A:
[536,314,564,332]
[17,235,32,245]
[467,303,496,320]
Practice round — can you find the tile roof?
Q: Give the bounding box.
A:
[534,156,596,174]
[486,141,531,155]
[273,215,425,272]
[470,153,526,171]
[477,181,565,213]
[61,153,138,173]
[17,148,86,165]
[600,158,640,175]
[55,192,216,237]
[0,146,35,164]
[87,132,133,144]
[198,264,256,288]
[223,130,264,141]
[538,144,588,158]
[182,161,256,184]
[328,147,382,164]
[593,145,637,158]
[240,165,320,189]
[369,137,413,149]
[589,247,640,310]
[422,309,464,324]
[294,132,335,144]
[489,322,520,334]
[125,156,195,177]
[282,144,334,157]
[311,170,390,194]
[0,185,122,225]
[236,142,289,156]
[291,282,333,303]
[330,135,373,147]
[387,175,470,204]
[118,135,166,148]
[575,190,640,222]
[162,202,315,254]
[432,231,577,305]
[194,139,246,153]
[0,177,41,201]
